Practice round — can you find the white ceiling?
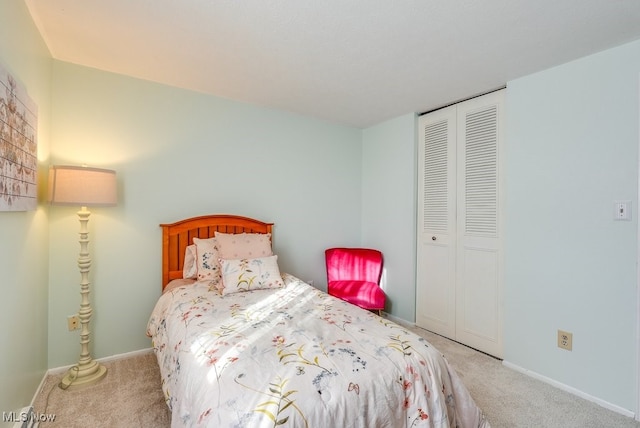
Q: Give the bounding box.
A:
[25,0,640,128]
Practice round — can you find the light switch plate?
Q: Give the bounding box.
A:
[614,200,631,221]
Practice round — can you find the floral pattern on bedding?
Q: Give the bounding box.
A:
[147,274,490,428]
[219,255,284,295]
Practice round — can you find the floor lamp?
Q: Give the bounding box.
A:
[48,165,117,389]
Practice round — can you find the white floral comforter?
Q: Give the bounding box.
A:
[147,273,490,428]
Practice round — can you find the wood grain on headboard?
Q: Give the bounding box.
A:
[160,214,274,290]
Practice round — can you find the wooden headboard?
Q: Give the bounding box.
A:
[160,214,274,290]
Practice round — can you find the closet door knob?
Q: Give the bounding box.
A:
[431,236,437,241]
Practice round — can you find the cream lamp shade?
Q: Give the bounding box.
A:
[48,165,117,206]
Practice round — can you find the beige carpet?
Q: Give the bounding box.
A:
[32,352,170,427]
[32,328,640,427]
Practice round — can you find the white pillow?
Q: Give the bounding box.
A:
[219,255,284,295]
[183,244,197,279]
[214,232,272,260]
[193,237,222,289]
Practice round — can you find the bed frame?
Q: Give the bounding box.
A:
[160,214,274,291]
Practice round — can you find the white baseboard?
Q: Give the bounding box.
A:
[28,372,49,409]
[502,360,635,419]
[381,312,414,327]
[30,348,154,406]
[45,348,153,375]
[96,347,154,364]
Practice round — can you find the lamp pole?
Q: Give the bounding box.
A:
[60,206,107,389]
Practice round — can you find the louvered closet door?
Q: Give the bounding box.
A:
[415,105,457,338]
[455,90,504,358]
[416,90,504,358]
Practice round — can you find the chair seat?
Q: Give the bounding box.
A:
[328,280,386,310]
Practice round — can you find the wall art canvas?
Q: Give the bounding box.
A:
[0,63,37,211]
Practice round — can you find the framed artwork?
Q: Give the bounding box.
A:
[0,63,38,211]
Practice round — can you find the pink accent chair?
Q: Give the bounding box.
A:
[325,248,385,315]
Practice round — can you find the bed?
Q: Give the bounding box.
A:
[147,214,490,427]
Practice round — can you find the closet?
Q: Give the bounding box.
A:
[416,89,504,358]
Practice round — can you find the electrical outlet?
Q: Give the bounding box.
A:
[67,315,79,331]
[557,330,572,351]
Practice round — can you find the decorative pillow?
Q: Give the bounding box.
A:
[193,237,222,289]
[183,244,197,279]
[214,232,272,260]
[219,255,284,295]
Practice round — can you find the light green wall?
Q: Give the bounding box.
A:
[0,1,52,419]
[361,113,417,320]
[47,61,363,367]
[505,39,640,412]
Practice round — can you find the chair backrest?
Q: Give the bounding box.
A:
[325,248,383,284]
